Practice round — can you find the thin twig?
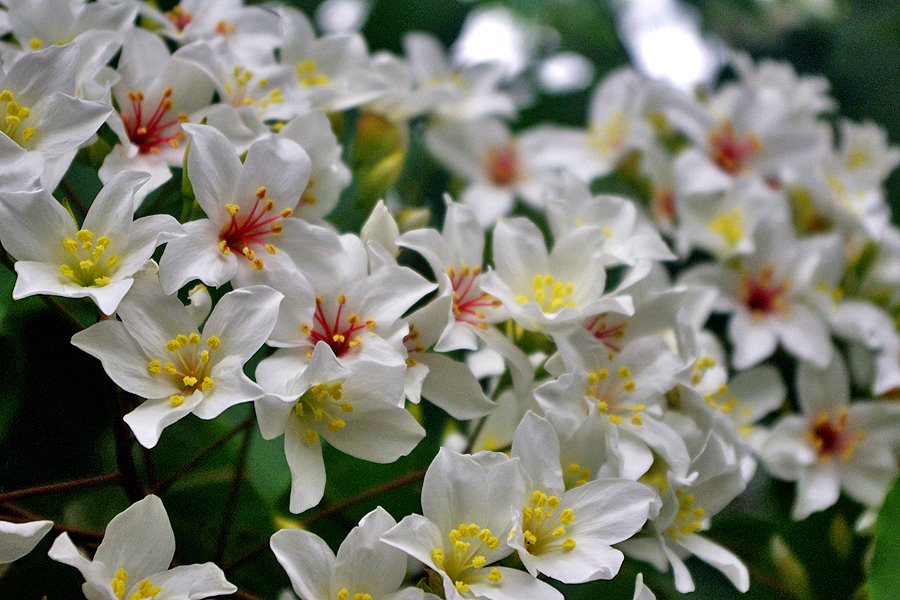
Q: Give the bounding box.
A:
[152,416,255,494]
[231,590,266,600]
[215,418,254,564]
[224,466,428,574]
[0,472,119,503]
[59,178,89,217]
[1,504,105,542]
[463,416,487,454]
[307,467,428,525]
[111,388,145,502]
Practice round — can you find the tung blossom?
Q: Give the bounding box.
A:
[49,494,236,600]
[0,171,183,315]
[72,276,282,448]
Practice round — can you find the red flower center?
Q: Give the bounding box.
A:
[585,315,626,353]
[807,410,862,462]
[741,268,788,318]
[709,121,762,175]
[447,265,500,328]
[484,143,520,187]
[121,87,186,154]
[218,187,292,270]
[304,295,375,357]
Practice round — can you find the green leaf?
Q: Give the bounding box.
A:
[869,476,900,600]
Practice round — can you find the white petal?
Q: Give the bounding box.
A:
[0,520,53,564]
[792,464,840,519]
[469,566,563,600]
[158,219,236,294]
[123,393,204,449]
[147,563,237,598]
[270,529,335,600]
[284,418,327,513]
[202,285,283,361]
[678,534,749,592]
[71,320,175,400]
[94,495,175,582]
[333,507,405,598]
[416,352,495,420]
[182,124,242,214]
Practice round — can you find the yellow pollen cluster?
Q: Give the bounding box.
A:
[59,229,118,287]
[337,589,372,600]
[586,365,644,425]
[296,59,330,87]
[129,579,162,600]
[665,490,705,540]
[293,381,351,443]
[565,463,592,488]
[1,89,35,145]
[225,67,284,109]
[708,208,745,248]
[111,567,128,598]
[703,384,753,428]
[689,355,716,385]
[521,490,576,555]
[433,522,501,591]
[516,273,576,313]
[147,332,218,407]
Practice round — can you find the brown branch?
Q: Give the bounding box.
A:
[1,503,104,543]
[111,388,145,502]
[231,590,266,600]
[152,416,255,494]
[307,467,428,525]
[0,472,119,503]
[215,419,254,564]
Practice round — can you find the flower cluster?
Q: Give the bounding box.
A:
[0,1,897,599]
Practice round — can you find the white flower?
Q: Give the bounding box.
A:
[271,506,439,600]
[674,177,785,260]
[481,217,632,333]
[0,171,183,315]
[680,217,834,369]
[402,295,496,420]
[99,28,215,205]
[255,342,425,513]
[71,277,282,448]
[535,336,689,481]
[399,199,505,351]
[543,173,674,267]
[158,123,312,292]
[0,44,112,189]
[382,449,563,600]
[0,520,52,564]
[48,494,236,600]
[423,118,561,227]
[3,0,136,94]
[519,68,662,181]
[620,432,749,594]
[277,6,386,112]
[760,354,900,519]
[507,412,658,584]
[402,32,515,121]
[258,229,434,389]
[277,108,352,224]
[138,0,282,59]
[177,37,306,123]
